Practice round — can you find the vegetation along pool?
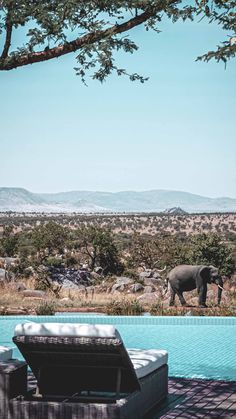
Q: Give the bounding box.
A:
[0,315,235,381]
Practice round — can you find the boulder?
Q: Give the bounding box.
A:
[5,308,28,315]
[143,285,155,293]
[22,290,46,298]
[143,277,162,287]
[114,277,134,286]
[139,271,152,279]
[23,297,44,302]
[111,283,123,293]
[130,283,144,293]
[10,282,27,292]
[137,293,159,305]
[152,272,161,279]
[0,268,7,281]
[111,277,134,293]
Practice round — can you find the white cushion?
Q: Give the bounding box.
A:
[14,323,119,339]
[127,349,168,379]
[0,346,13,362]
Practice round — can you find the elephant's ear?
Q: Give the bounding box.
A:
[199,266,211,281]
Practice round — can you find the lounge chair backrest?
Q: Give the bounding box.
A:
[13,323,140,398]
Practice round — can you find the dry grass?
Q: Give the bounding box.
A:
[0,276,235,315]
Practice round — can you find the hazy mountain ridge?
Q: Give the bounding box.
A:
[0,187,236,213]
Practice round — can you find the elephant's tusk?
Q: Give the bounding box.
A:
[155,265,167,273]
[217,284,224,291]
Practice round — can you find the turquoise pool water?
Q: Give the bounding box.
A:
[0,315,235,381]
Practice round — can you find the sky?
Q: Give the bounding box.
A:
[0,13,236,198]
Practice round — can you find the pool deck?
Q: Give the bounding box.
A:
[28,374,236,418]
[154,377,236,418]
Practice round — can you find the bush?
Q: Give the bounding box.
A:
[45,257,64,268]
[106,299,144,315]
[35,301,56,315]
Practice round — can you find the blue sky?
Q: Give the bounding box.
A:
[0,15,235,198]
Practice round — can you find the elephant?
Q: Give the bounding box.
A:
[166,265,223,308]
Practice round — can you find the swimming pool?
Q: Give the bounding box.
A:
[0,315,235,381]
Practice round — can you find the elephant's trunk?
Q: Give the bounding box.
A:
[217,277,223,305]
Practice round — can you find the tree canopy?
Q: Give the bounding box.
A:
[0,1,235,82]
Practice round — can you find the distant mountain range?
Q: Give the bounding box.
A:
[0,187,236,213]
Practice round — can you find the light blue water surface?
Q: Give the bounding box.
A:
[0,315,235,381]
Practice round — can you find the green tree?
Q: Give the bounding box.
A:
[127,233,189,269]
[187,233,235,276]
[0,225,19,256]
[31,221,69,258]
[76,225,122,274]
[0,1,235,78]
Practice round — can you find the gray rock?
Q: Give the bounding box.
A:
[0,257,18,266]
[144,285,155,293]
[143,278,161,287]
[61,279,81,290]
[22,290,46,298]
[130,283,144,293]
[14,283,27,292]
[137,293,159,305]
[111,283,122,293]
[139,271,153,279]
[0,268,7,281]
[152,272,161,279]
[114,277,134,286]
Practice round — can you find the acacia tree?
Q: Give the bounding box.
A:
[75,225,122,274]
[0,1,235,82]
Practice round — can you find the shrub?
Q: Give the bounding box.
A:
[106,299,144,315]
[45,257,64,268]
[35,301,56,315]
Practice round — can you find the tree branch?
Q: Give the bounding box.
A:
[0,5,164,71]
[1,7,13,60]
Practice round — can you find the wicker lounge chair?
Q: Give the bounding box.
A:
[1,323,168,419]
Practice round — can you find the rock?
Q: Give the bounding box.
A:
[114,277,134,286]
[139,271,152,279]
[0,257,18,267]
[22,290,46,298]
[0,268,7,281]
[137,293,159,305]
[144,285,155,293]
[10,282,27,292]
[152,272,161,279]
[61,279,81,290]
[111,277,134,293]
[111,283,122,293]
[23,297,44,302]
[143,277,162,287]
[130,283,144,293]
[5,308,28,315]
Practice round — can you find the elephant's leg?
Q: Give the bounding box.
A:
[176,289,187,306]
[169,286,176,306]
[198,284,208,308]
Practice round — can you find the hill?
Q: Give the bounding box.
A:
[0,187,236,213]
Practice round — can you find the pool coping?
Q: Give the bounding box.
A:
[0,315,235,325]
